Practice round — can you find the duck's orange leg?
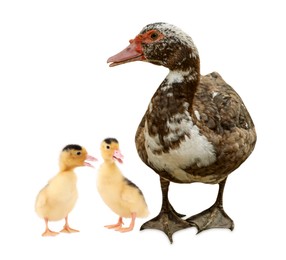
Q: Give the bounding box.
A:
[115,213,136,233]
[105,217,124,229]
[60,216,79,233]
[42,218,59,237]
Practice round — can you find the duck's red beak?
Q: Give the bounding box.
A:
[107,37,145,67]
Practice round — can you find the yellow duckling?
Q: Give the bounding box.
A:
[35,144,97,236]
[97,138,149,232]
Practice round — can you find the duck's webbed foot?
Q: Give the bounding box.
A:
[169,203,186,218]
[140,177,194,243]
[186,178,234,233]
[140,206,193,243]
[186,204,234,233]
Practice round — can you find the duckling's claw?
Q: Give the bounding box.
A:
[115,213,136,233]
[105,224,121,229]
[60,216,79,233]
[41,218,60,237]
[104,216,124,229]
[60,225,79,233]
[42,229,59,237]
[116,226,134,233]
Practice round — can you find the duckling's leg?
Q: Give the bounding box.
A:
[186,178,234,233]
[105,217,124,229]
[60,216,79,233]
[42,218,59,237]
[140,177,193,243]
[115,213,136,233]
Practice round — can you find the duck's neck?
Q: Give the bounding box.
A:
[157,67,200,103]
[59,164,75,172]
[146,67,200,146]
[166,68,199,86]
[165,48,200,91]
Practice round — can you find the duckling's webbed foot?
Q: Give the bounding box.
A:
[186,178,234,233]
[140,178,194,243]
[60,216,79,234]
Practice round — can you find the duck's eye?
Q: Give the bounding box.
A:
[76,151,81,155]
[150,32,159,40]
[106,145,110,149]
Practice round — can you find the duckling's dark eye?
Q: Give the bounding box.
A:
[150,32,159,40]
[106,145,110,149]
[77,152,81,155]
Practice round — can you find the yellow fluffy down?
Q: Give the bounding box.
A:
[97,163,149,219]
[35,171,78,221]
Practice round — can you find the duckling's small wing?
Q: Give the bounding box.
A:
[35,184,49,210]
[121,177,145,203]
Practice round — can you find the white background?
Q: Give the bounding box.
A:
[0,0,285,259]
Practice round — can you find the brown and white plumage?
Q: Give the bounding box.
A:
[97,138,149,232]
[35,144,97,236]
[107,22,257,242]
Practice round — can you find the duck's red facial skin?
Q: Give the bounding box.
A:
[136,30,164,44]
[107,30,164,67]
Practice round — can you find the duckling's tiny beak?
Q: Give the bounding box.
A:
[84,155,98,168]
[113,150,124,164]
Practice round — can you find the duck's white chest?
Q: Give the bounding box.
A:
[144,111,216,181]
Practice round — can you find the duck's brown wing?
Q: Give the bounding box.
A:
[194,72,255,134]
[183,72,257,181]
[135,113,150,167]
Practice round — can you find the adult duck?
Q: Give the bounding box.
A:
[107,22,257,243]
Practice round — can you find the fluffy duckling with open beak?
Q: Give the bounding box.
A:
[35,144,97,237]
[97,138,149,232]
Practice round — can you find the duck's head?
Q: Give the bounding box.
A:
[100,138,124,164]
[107,22,200,72]
[60,144,97,171]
